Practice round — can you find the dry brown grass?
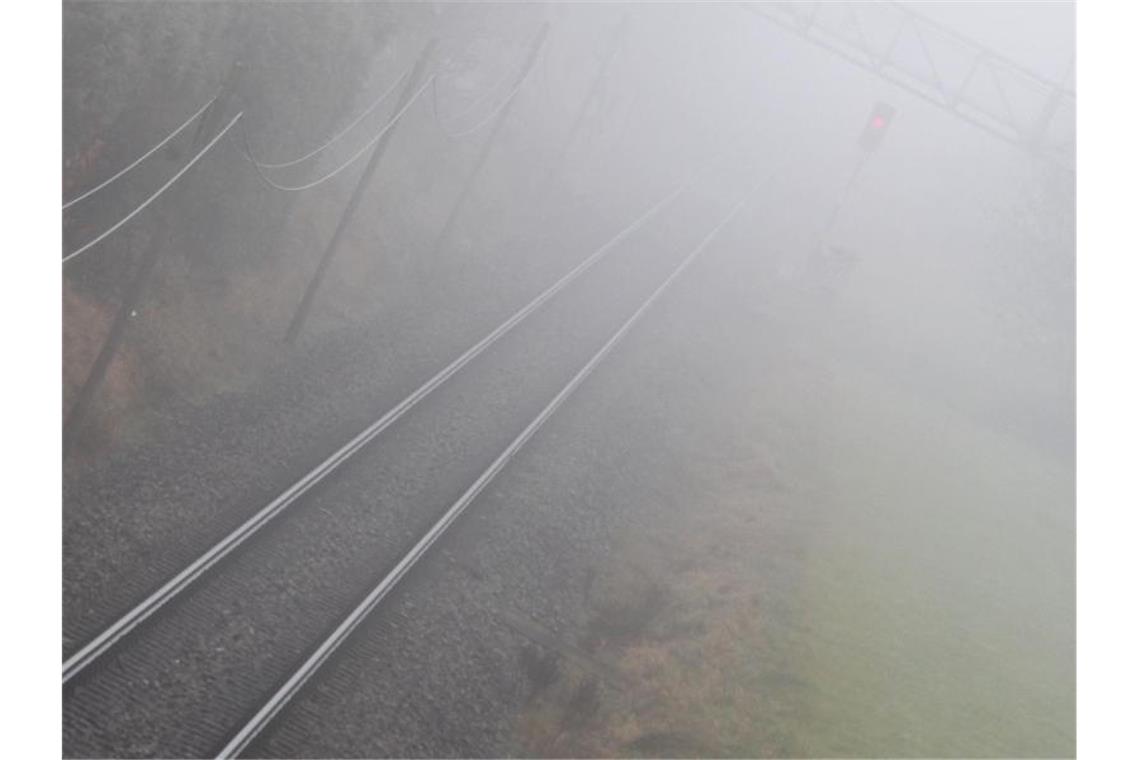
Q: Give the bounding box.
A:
[511,462,797,758]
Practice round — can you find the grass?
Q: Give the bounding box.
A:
[787,361,1074,758]
[509,300,1073,758]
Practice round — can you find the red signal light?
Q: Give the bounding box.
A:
[858,102,896,151]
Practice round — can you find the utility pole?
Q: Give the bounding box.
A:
[541,15,627,197]
[190,60,246,157]
[429,23,549,261]
[64,65,243,455]
[284,40,438,344]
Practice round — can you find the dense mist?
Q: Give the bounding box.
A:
[62,3,1074,757]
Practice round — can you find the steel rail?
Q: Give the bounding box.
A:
[62,95,218,210]
[216,177,761,759]
[61,183,684,686]
[62,111,243,267]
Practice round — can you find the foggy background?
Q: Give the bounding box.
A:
[62,2,1074,757]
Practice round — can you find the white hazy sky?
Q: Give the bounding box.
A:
[903,1,1075,85]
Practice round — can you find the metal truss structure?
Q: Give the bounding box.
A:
[744,1,1075,168]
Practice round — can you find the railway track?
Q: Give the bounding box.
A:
[62,178,758,758]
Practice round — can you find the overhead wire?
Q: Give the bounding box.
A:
[432,57,518,127]
[62,95,217,210]
[62,28,542,264]
[237,75,435,193]
[62,111,244,267]
[431,38,545,139]
[243,66,411,170]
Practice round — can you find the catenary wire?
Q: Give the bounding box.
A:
[244,66,410,169]
[62,111,243,267]
[62,96,217,210]
[431,38,544,138]
[238,75,434,192]
[431,56,519,127]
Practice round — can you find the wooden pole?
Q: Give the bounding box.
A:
[64,66,241,454]
[284,40,438,344]
[541,16,627,197]
[429,24,549,261]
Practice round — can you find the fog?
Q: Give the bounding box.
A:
[63,3,1074,757]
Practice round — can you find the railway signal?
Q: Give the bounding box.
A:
[814,100,898,279]
[858,101,896,152]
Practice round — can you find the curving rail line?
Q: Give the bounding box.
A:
[216,177,762,758]
[62,181,685,685]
